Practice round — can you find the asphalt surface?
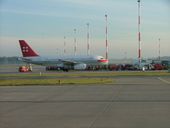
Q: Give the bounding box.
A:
[0,77,170,128]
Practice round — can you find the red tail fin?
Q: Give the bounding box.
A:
[19,40,39,57]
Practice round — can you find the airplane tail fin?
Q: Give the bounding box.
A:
[19,40,39,57]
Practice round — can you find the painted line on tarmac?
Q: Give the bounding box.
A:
[158,77,170,85]
[1,100,170,103]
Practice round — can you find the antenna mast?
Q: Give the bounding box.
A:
[138,0,142,66]
[105,14,108,59]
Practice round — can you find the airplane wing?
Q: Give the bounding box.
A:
[58,59,79,65]
[19,57,31,62]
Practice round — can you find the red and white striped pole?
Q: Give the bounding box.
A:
[105,14,108,60]
[138,0,141,66]
[87,23,90,56]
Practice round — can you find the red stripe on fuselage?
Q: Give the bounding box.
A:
[98,59,109,63]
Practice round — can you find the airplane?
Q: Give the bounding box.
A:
[19,40,109,70]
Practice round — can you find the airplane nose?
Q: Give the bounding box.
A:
[98,59,109,64]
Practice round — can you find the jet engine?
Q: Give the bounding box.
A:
[74,64,87,70]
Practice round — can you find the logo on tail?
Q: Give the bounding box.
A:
[19,40,39,57]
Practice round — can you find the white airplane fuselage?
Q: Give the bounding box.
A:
[19,40,108,70]
[21,55,108,66]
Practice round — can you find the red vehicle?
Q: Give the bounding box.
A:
[153,64,164,70]
[108,64,119,71]
[19,66,32,72]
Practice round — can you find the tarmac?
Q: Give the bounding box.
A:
[0,76,170,128]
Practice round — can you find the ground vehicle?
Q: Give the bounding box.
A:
[153,64,164,70]
[19,66,32,72]
[46,66,69,72]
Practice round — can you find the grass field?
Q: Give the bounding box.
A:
[0,71,170,86]
[0,71,170,77]
[0,78,113,86]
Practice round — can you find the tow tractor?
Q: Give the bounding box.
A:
[19,64,32,72]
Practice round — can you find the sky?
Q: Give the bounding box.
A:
[0,0,170,59]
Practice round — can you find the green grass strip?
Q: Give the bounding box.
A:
[0,78,113,86]
[0,71,170,78]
